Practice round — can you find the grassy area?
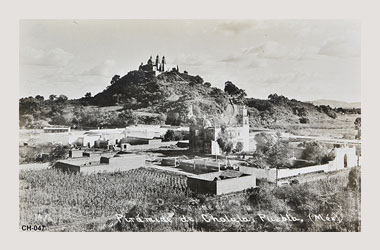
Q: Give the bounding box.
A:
[286,113,359,139]
[19,167,360,232]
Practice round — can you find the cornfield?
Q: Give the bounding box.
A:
[19,167,188,229]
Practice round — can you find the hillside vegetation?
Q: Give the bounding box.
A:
[19,69,360,130]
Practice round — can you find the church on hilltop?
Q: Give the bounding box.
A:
[138,55,181,76]
[139,55,166,76]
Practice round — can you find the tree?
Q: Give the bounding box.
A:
[317,105,337,119]
[204,82,211,88]
[49,94,57,101]
[193,75,204,84]
[56,94,68,103]
[354,117,361,129]
[35,95,44,102]
[48,145,70,165]
[19,97,39,115]
[268,93,279,100]
[20,114,34,128]
[224,81,247,104]
[167,112,180,126]
[248,150,269,169]
[111,75,120,85]
[255,132,278,154]
[266,141,290,168]
[235,141,244,153]
[347,166,361,191]
[224,81,247,97]
[118,109,139,126]
[158,113,167,125]
[164,129,176,141]
[51,114,69,125]
[85,92,92,98]
[301,141,333,164]
[217,126,234,157]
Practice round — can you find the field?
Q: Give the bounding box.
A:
[19,166,361,232]
[19,167,188,231]
[285,113,359,139]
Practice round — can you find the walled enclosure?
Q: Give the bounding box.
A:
[239,146,359,183]
[187,171,256,195]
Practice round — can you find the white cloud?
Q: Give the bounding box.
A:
[318,37,360,58]
[243,41,319,60]
[19,20,361,102]
[81,60,116,76]
[215,20,253,35]
[20,47,74,67]
[256,71,321,85]
[219,54,242,63]
[173,54,211,67]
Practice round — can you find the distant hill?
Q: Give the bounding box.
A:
[310,99,361,109]
[245,94,338,128]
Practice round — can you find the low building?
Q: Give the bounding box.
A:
[43,126,71,133]
[187,171,256,195]
[68,149,84,158]
[54,154,145,174]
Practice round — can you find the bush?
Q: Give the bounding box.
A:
[164,130,176,141]
[203,82,211,88]
[301,141,333,164]
[48,145,70,165]
[348,166,361,191]
[235,141,244,153]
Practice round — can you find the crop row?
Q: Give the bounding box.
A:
[19,167,188,227]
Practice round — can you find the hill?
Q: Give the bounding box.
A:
[19,67,359,135]
[245,94,338,129]
[86,69,342,128]
[88,69,230,125]
[310,99,361,109]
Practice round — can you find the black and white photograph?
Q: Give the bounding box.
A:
[18,19,362,232]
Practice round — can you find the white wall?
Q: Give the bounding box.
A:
[277,164,329,179]
[239,146,359,183]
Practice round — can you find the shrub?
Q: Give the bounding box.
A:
[234,141,244,153]
[348,166,361,191]
[164,130,176,141]
[301,141,333,164]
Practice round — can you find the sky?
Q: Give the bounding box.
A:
[19,19,361,102]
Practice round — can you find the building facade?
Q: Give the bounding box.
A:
[189,105,250,155]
